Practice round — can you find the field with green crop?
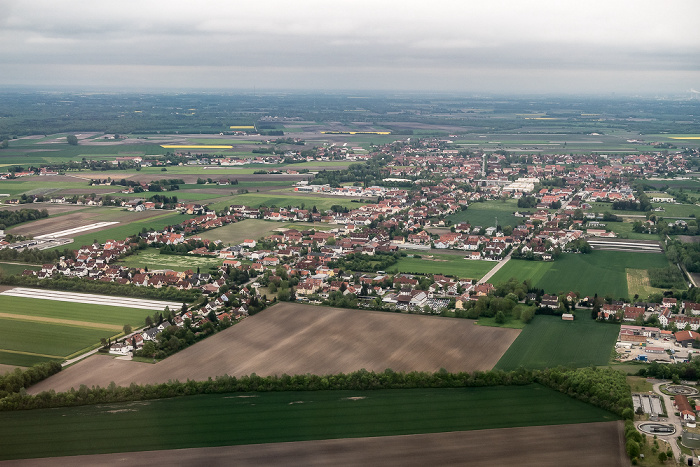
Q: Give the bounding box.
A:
[117,248,222,272]
[651,203,700,218]
[387,254,494,280]
[227,192,362,211]
[447,200,525,228]
[196,219,295,244]
[600,221,661,240]
[0,318,114,364]
[65,212,193,248]
[495,311,620,370]
[0,262,40,276]
[0,295,152,328]
[490,251,672,298]
[0,384,617,460]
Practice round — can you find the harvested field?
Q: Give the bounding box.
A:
[0,364,20,374]
[8,208,170,237]
[0,421,627,467]
[29,303,520,393]
[0,204,87,215]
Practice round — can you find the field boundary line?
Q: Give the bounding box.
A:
[0,312,122,331]
[0,348,63,359]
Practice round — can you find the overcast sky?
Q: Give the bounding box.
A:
[1,0,699,94]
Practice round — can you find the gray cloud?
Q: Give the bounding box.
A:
[0,0,699,93]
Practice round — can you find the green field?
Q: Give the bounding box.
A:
[651,203,700,218]
[0,262,40,276]
[66,212,193,248]
[0,350,62,367]
[0,295,152,328]
[197,219,295,244]
[600,221,661,240]
[387,254,494,280]
[221,192,362,211]
[0,318,115,362]
[490,251,672,298]
[447,200,525,228]
[0,385,617,460]
[117,248,223,272]
[495,311,620,370]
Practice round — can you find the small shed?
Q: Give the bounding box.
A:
[562,313,574,321]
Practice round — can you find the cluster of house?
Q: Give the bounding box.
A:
[108,286,256,356]
[599,297,700,331]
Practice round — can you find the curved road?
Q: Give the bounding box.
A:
[635,381,684,463]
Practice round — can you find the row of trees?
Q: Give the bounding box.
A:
[0,208,49,231]
[0,366,631,416]
[0,362,62,398]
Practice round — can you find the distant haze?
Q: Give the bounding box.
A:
[1,0,699,94]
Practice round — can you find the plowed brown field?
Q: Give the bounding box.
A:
[29,303,520,393]
[0,421,628,467]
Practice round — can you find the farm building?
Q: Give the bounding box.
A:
[675,330,700,347]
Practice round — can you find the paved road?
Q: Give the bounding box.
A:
[478,250,512,284]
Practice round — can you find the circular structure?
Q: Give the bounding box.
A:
[638,423,676,436]
[665,385,699,396]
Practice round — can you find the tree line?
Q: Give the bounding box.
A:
[0,365,631,418]
[0,208,49,231]
[0,362,62,398]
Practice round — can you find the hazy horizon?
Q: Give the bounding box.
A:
[1,0,699,94]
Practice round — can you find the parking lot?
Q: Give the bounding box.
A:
[616,335,695,363]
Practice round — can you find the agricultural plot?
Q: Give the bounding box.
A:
[0,262,40,276]
[652,202,700,218]
[117,248,223,272]
[495,311,620,371]
[66,212,193,248]
[29,303,520,393]
[387,254,494,280]
[490,251,672,298]
[197,219,331,245]
[0,385,618,461]
[447,200,524,228]
[18,422,626,467]
[223,192,362,211]
[0,291,176,366]
[0,318,113,364]
[600,221,661,240]
[626,269,669,299]
[0,288,181,311]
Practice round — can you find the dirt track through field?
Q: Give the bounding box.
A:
[29,303,521,394]
[0,421,628,467]
[0,312,121,331]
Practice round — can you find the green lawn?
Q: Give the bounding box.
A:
[490,251,672,298]
[447,200,526,228]
[0,295,152,328]
[226,192,363,211]
[0,318,116,361]
[117,248,222,272]
[0,384,618,460]
[387,254,494,280]
[494,311,620,370]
